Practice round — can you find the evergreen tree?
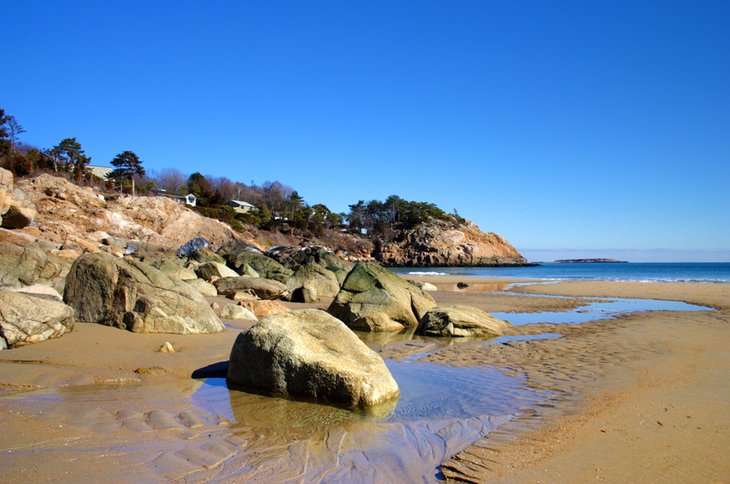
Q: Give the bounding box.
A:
[109,150,146,195]
[50,138,90,181]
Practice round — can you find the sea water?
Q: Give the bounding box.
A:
[392,262,730,283]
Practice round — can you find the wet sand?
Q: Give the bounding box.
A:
[0,278,728,481]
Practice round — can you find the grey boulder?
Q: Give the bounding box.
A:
[0,291,75,347]
[227,309,399,409]
[416,305,509,337]
[64,253,223,334]
[286,263,340,303]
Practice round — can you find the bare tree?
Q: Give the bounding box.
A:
[154,168,187,193]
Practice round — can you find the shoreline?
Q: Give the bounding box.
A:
[0,279,728,481]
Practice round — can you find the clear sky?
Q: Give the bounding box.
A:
[3,1,729,261]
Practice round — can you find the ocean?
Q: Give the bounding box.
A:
[390,262,730,283]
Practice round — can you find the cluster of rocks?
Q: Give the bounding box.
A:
[1,170,512,412]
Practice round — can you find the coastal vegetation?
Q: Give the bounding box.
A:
[0,107,467,244]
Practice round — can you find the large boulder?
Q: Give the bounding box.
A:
[0,239,71,293]
[225,250,292,283]
[327,262,436,332]
[227,309,399,409]
[286,263,340,303]
[416,305,509,337]
[214,276,287,300]
[0,291,75,348]
[63,253,224,334]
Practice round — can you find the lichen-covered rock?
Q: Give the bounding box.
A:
[416,305,509,337]
[214,276,287,300]
[0,291,75,347]
[327,262,435,332]
[286,263,340,303]
[227,309,399,409]
[225,250,292,283]
[63,252,223,334]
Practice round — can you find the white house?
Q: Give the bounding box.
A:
[227,199,257,214]
[151,189,197,207]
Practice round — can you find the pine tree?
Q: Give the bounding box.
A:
[109,150,145,195]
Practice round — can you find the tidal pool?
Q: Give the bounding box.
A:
[492,296,711,325]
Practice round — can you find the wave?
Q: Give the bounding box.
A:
[404,271,448,276]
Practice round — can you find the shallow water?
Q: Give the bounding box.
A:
[492,296,711,325]
[1,289,716,481]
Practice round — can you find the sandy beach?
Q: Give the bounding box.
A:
[1,277,728,482]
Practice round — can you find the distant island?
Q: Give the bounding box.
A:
[554,258,628,264]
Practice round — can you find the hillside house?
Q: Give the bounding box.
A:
[227,199,257,214]
[151,189,197,207]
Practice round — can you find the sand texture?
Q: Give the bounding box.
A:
[0,278,728,482]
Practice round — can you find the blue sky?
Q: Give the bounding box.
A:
[3,1,729,261]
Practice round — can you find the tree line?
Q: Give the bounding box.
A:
[1,107,463,239]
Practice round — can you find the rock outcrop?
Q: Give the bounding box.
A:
[214,276,287,300]
[227,309,399,409]
[373,220,528,267]
[16,174,248,251]
[327,262,436,332]
[0,291,75,348]
[64,253,223,334]
[416,305,509,337]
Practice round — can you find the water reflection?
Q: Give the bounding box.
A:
[493,297,711,325]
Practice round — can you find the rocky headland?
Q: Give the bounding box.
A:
[374,219,529,266]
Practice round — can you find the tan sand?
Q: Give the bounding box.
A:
[0,279,727,482]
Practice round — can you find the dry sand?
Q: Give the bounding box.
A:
[0,277,728,482]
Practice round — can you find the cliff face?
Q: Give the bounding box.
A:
[373,220,528,267]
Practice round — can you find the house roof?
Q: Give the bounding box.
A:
[88,165,113,179]
[229,199,256,208]
[151,189,196,200]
